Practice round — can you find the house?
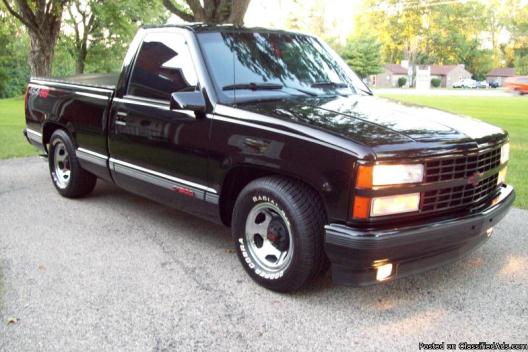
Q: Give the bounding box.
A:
[370,63,409,88]
[486,68,516,86]
[369,63,471,88]
[429,64,471,88]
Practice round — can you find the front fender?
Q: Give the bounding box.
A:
[209,111,367,223]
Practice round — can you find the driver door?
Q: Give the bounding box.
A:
[108,30,214,216]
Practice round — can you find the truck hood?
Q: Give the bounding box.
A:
[238,95,507,158]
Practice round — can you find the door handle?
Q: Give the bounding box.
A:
[244,138,268,148]
[115,111,128,126]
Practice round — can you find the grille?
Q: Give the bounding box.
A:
[424,147,501,183]
[421,174,499,212]
[420,147,502,213]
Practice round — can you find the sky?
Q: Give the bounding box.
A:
[245,0,362,40]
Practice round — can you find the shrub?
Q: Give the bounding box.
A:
[431,78,442,88]
[397,77,407,87]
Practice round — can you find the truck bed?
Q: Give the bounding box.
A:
[32,73,119,90]
[26,72,116,162]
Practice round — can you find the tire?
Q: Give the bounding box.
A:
[232,176,328,292]
[48,129,97,198]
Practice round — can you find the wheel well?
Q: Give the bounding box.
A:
[219,165,327,227]
[43,122,69,151]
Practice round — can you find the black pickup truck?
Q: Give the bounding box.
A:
[24,24,514,292]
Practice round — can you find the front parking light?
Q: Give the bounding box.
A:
[370,193,420,217]
[352,193,421,219]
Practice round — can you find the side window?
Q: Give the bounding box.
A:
[127,32,198,100]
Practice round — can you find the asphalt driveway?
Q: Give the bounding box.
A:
[1,157,527,351]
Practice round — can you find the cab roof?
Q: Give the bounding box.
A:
[141,23,310,36]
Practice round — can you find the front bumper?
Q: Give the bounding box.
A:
[325,185,515,286]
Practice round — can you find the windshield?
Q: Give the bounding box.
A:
[197,31,370,104]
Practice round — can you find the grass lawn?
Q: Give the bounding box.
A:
[380,94,527,209]
[0,96,37,159]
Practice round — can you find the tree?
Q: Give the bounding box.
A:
[0,5,30,97]
[341,36,383,79]
[485,0,507,67]
[515,54,528,75]
[65,0,168,74]
[66,0,95,74]
[355,0,498,82]
[1,0,69,76]
[355,0,428,86]
[162,0,251,25]
[458,43,493,81]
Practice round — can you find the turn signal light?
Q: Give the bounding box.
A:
[356,165,373,188]
[352,196,371,219]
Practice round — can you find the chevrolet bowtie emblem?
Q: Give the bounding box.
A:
[467,172,483,186]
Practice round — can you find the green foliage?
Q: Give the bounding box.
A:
[323,36,344,55]
[515,55,528,75]
[355,0,524,79]
[430,78,441,88]
[60,0,169,76]
[397,77,407,87]
[341,36,383,79]
[455,40,493,81]
[0,0,169,96]
[0,8,31,98]
[53,36,77,77]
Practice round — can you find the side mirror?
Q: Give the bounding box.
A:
[170,91,206,114]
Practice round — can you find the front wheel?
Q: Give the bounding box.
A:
[48,129,97,198]
[232,176,328,292]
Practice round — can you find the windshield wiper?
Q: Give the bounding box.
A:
[222,82,283,91]
[358,87,373,96]
[283,86,318,97]
[310,81,349,89]
[222,82,320,98]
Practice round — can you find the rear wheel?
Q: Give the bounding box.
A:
[48,129,97,198]
[232,176,328,292]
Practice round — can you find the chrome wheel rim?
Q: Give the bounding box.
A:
[53,141,71,189]
[245,202,293,273]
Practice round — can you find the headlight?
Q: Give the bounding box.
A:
[370,193,420,217]
[357,164,424,188]
[500,143,510,164]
